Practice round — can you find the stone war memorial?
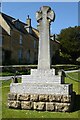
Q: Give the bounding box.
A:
[8,6,75,112]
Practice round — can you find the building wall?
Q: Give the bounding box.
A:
[11,29,38,64]
[1,13,59,65]
[50,40,60,64]
[2,28,59,65]
[2,28,38,65]
[2,34,11,50]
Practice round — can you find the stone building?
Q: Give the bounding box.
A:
[0,12,60,65]
[50,34,60,64]
[0,13,38,65]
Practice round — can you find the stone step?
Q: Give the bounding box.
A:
[10,83,73,95]
[22,75,62,83]
[31,69,55,76]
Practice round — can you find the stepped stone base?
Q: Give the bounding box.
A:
[22,69,63,84]
[8,68,74,112]
[8,93,75,112]
[10,83,72,95]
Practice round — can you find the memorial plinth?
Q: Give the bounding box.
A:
[8,6,74,112]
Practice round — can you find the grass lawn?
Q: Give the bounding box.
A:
[0,72,15,77]
[0,71,30,76]
[1,72,80,119]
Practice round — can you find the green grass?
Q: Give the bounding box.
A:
[65,72,80,95]
[0,70,30,76]
[0,72,14,76]
[1,72,80,119]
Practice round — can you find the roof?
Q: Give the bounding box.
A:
[0,25,10,36]
[1,12,39,39]
[50,35,60,44]
[1,12,60,43]
[1,12,29,34]
[53,40,60,44]
[32,28,39,39]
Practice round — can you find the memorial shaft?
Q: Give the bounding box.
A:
[36,6,55,69]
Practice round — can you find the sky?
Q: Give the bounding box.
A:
[1,2,78,34]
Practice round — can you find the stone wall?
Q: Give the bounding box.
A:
[2,28,38,64]
[8,92,75,112]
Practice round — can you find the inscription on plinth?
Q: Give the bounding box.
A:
[10,83,72,95]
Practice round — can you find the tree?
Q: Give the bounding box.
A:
[58,26,80,62]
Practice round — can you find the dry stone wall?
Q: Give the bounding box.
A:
[8,92,75,112]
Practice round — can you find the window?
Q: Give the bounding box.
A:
[2,36,4,45]
[26,50,30,63]
[18,49,22,63]
[15,21,20,29]
[20,34,22,45]
[34,52,36,61]
[34,39,36,48]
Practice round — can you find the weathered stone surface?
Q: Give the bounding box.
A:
[61,95,71,103]
[49,94,71,103]
[34,102,46,110]
[10,83,72,95]
[17,94,30,101]
[7,93,73,112]
[21,101,33,110]
[31,69,55,76]
[30,94,39,102]
[49,95,56,102]
[46,102,55,111]
[22,73,61,84]
[8,93,17,100]
[56,95,62,102]
[36,6,55,69]
[8,100,20,109]
[39,94,49,102]
[55,103,71,112]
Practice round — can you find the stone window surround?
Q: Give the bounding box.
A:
[19,34,23,45]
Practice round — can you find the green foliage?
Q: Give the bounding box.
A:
[58,26,80,62]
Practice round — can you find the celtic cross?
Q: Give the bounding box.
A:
[36,6,55,69]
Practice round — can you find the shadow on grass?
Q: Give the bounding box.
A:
[73,94,80,112]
